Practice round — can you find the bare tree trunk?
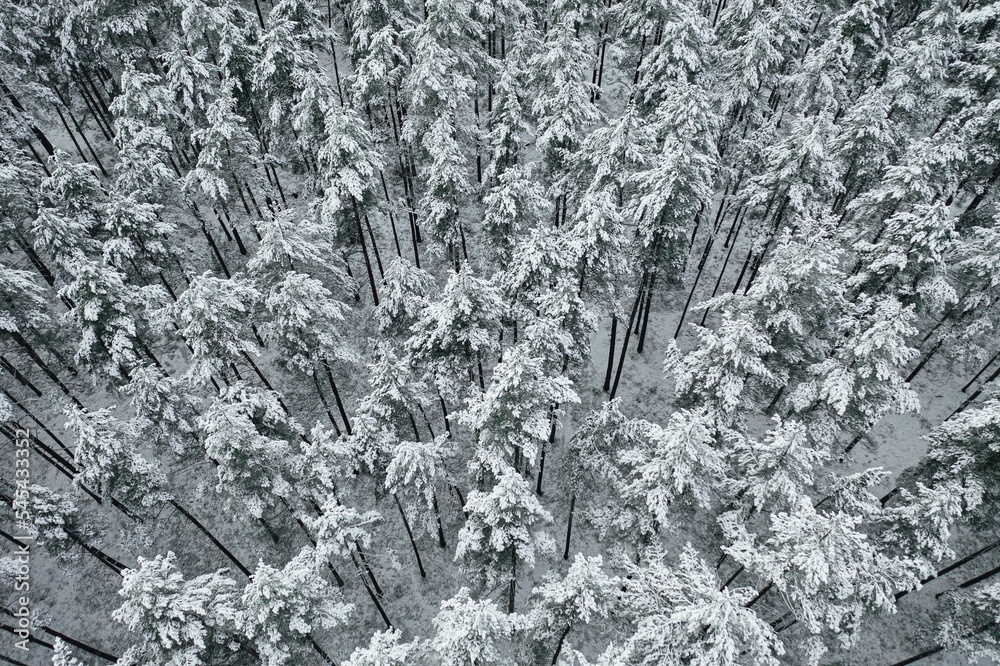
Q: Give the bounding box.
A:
[602,315,617,392]
[610,284,645,399]
[563,495,576,560]
[394,494,426,578]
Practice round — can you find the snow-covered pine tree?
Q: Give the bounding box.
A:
[527,554,619,664]
[407,263,503,400]
[429,587,517,666]
[343,629,418,666]
[51,638,86,666]
[198,383,302,518]
[401,0,484,261]
[175,272,262,385]
[123,364,200,456]
[610,544,784,666]
[60,257,167,379]
[65,405,170,511]
[238,546,352,665]
[455,467,554,612]
[27,484,94,563]
[114,552,240,666]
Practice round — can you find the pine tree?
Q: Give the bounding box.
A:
[109,62,181,203]
[455,468,554,601]
[618,407,727,522]
[724,416,829,516]
[175,272,262,384]
[407,263,503,399]
[253,0,336,156]
[65,405,170,510]
[32,151,103,274]
[343,629,419,666]
[238,546,352,666]
[316,102,385,301]
[723,495,918,645]
[114,552,240,666]
[919,397,1000,530]
[60,257,167,379]
[430,587,517,666]
[788,293,920,444]
[28,484,94,563]
[402,0,484,257]
[530,3,601,173]
[347,0,413,111]
[258,270,352,374]
[123,364,200,456]
[937,581,1000,663]
[0,264,49,338]
[876,479,972,566]
[247,209,354,295]
[51,638,86,666]
[385,435,449,513]
[184,82,264,204]
[460,339,578,478]
[198,383,302,518]
[528,554,619,664]
[612,544,784,666]
[306,499,382,569]
[374,256,434,336]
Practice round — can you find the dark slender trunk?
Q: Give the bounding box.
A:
[200,220,231,278]
[358,568,393,628]
[962,350,1000,393]
[745,581,773,608]
[610,284,645,399]
[354,543,384,596]
[603,315,617,392]
[364,214,385,278]
[952,362,1000,418]
[351,201,380,304]
[897,539,1000,601]
[12,234,55,286]
[432,491,447,548]
[905,340,942,383]
[636,273,656,353]
[322,359,352,434]
[394,494,426,578]
[508,551,517,613]
[551,624,572,665]
[701,212,745,326]
[10,332,83,407]
[537,405,557,496]
[675,238,715,339]
[309,637,334,665]
[720,564,744,590]
[0,355,42,397]
[563,495,576,560]
[170,500,252,576]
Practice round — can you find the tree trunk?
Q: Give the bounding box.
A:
[432,491,447,548]
[394,494,426,578]
[897,539,1000,601]
[322,358,353,434]
[563,495,576,560]
[351,200,380,304]
[551,624,572,665]
[170,500,252,577]
[962,350,1000,392]
[674,238,715,339]
[508,550,517,614]
[610,285,644,399]
[602,315,617,392]
[636,272,656,353]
